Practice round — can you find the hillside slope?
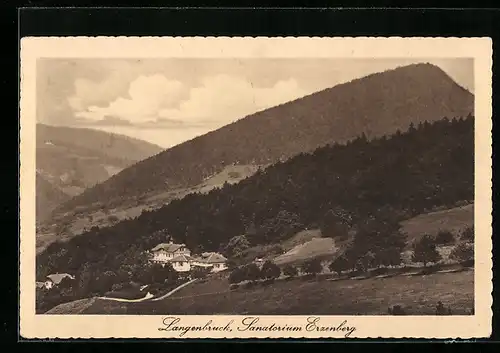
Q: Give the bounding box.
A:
[36,173,72,222]
[36,124,163,219]
[55,63,474,214]
[37,116,474,287]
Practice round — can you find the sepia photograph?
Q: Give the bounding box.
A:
[19,37,492,339]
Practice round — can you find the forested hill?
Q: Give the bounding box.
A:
[38,116,474,279]
[36,124,163,220]
[55,63,473,213]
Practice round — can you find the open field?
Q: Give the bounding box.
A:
[57,269,473,315]
[274,237,339,266]
[400,203,473,246]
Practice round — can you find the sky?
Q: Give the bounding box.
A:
[37,58,474,148]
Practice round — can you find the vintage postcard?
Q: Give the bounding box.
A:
[20,37,492,339]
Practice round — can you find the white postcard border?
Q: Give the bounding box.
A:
[20,37,493,339]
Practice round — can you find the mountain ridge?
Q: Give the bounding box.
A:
[53,63,474,216]
[36,124,164,221]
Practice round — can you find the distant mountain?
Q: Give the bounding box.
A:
[54,63,474,215]
[36,173,71,222]
[36,124,163,220]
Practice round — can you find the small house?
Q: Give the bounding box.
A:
[151,242,191,264]
[44,273,75,289]
[200,252,228,273]
[170,254,194,272]
[149,241,228,273]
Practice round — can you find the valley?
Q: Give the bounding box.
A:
[36,124,163,222]
[34,63,476,317]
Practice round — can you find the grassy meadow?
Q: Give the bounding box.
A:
[61,269,473,316]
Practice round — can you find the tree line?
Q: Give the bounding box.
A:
[229,225,474,288]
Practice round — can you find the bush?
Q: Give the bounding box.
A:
[111,283,126,292]
[388,305,407,315]
[283,265,298,277]
[229,267,245,284]
[242,263,262,281]
[460,226,474,242]
[435,301,452,315]
[329,255,350,275]
[191,266,211,279]
[260,260,281,279]
[435,230,455,245]
[449,242,474,263]
[302,258,322,275]
[412,234,441,267]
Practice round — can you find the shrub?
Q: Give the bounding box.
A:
[388,305,407,315]
[260,260,281,279]
[229,267,245,284]
[283,265,298,277]
[242,263,262,281]
[191,266,211,279]
[302,258,322,275]
[412,234,441,267]
[435,301,452,315]
[449,242,474,263]
[435,230,455,245]
[460,226,474,242]
[329,255,350,275]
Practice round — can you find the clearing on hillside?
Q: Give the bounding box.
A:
[400,203,473,246]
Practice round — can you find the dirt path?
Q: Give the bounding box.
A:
[98,292,154,302]
[151,278,198,301]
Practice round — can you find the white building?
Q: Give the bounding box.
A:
[151,242,191,263]
[43,273,75,290]
[150,243,228,273]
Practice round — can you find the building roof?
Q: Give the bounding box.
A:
[198,252,227,264]
[46,273,75,285]
[170,254,194,263]
[151,243,187,253]
[206,253,228,263]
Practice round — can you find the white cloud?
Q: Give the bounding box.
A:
[68,74,130,112]
[158,74,310,126]
[72,73,310,127]
[73,74,185,123]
